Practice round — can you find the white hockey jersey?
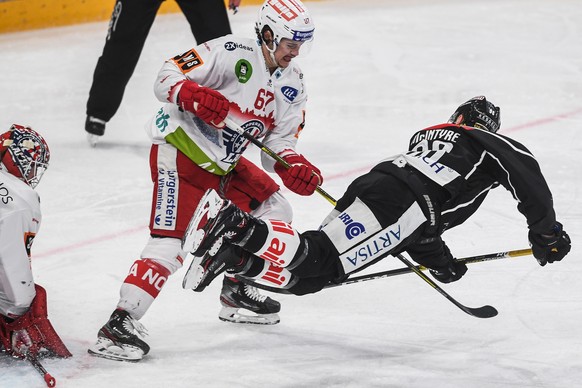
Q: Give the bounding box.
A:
[147,35,308,176]
[0,169,40,316]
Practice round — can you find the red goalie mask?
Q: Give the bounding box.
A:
[0,124,50,188]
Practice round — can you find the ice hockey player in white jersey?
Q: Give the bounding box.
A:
[89,0,322,362]
[0,124,71,359]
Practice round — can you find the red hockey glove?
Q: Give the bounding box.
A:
[0,285,71,358]
[274,153,323,196]
[177,81,229,128]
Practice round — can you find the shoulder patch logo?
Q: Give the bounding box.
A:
[281,86,298,102]
[235,59,253,84]
[172,49,204,74]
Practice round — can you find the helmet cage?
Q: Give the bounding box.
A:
[0,124,50,188]
[448,96,501,133]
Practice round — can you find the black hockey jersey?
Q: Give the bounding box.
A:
[400,123,556,235]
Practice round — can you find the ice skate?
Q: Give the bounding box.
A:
[88,309,150,362]
[183,244,249,292]
[181,189,253,291]
[219,277,280,325]
[85,116,106,147]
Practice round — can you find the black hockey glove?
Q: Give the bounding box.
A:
[528,222,571,266]
[428,244,468,284]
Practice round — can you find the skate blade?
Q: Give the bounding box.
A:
[182,254,206,291]
[87,337,144,362]
[182,189,224,253]
[87,133,100,147]
[218,307,280,325]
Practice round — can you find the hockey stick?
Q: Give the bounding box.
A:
[394,253,498,318]
[26,353,56,387]
[236,248,531,292]
[223,117,337,206]
[327,248,532,288]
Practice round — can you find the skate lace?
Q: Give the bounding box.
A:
[122,316,149,339]
[243,285,267,303]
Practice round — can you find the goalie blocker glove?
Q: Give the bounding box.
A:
[274,153,323,196]
[176,80,229,128]
[528,222,571,266]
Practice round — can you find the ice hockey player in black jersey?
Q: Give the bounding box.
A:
[182,96,572,296]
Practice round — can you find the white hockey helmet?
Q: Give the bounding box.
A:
[0,124,50,188]
[255,0,315,52]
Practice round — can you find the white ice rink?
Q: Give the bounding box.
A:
[1,0,581,387]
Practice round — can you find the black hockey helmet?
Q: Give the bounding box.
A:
[448,96,501,133]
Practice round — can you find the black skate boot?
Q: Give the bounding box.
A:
[183,243,250,292]
[219,277,281,325]
[85,116,106,147]
[88,309,150,362]
[182,189,257,291]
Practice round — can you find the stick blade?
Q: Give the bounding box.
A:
[466,304,498,318]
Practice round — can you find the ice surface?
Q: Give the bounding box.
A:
[1,0,581,387]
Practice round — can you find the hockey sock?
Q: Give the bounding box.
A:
[118,259,171,320]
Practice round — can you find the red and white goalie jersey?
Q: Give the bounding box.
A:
[0,169,41,317]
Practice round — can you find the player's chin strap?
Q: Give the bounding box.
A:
[224,117,533,318]
[223,117,337,206]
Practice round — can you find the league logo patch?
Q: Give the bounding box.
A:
[172,49,204,74]
[235,59,253,83]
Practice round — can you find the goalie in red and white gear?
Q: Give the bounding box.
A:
[0,124,71,359]
[89,0,323,362]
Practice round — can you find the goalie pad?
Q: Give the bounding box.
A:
[0,284,71,358]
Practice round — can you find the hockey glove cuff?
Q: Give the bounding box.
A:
[274,153,323,196]
[177,81,229,128]
[529,222,571,266]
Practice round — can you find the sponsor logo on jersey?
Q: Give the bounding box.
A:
[155,107,170,133]
[221,120,263,165]
[172,49,204,74]
[281,86,298,102]
[235,59,253,83]
[0,182,14,204]
[338,201,425,274]
[342,225,401,267]
[154,168,178,230]
[338,212,366,239]
[224,41,254,52]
